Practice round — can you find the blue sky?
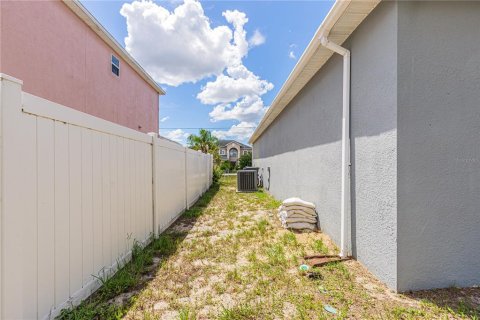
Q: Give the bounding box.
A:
[81,0,333,144]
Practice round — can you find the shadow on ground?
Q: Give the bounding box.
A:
[404,287,480,318]
[56,182,220,320]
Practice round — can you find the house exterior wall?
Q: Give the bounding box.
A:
[220,142,252,162]
[253,54,344,244]
[227,142,241,162]
[253,1,399,289]
[0,0,159,133]
[397,1,480,291]
[347,1,398,289]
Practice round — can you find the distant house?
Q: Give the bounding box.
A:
[250,0,480,292]
[218,140,252,164]
[0,0,165,133]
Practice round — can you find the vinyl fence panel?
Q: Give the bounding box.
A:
[152,137,187,235]
[186,149,203,208]
[0,75,213,319]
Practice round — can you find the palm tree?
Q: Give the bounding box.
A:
[187,129,221,166]
[187,129,219,154]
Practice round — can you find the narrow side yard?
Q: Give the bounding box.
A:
[61,176,479,320]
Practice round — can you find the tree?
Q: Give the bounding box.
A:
[187,129,221,166]
[187,129,218,153]
[238,152,252,169]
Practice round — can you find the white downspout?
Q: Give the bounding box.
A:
[319,35,351,258]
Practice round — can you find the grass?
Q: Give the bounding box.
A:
[57,241,144,319]
[218,304,259,320]
[311,239,329,255]
[60,176,480,319]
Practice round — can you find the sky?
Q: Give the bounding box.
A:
[80,0,333,145]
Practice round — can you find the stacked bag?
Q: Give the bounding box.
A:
[278,197,317,231]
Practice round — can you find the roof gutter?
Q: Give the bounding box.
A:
[319,32,351,258]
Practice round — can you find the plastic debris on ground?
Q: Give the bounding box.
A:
[278,197,318,232]
[299,264,310,272]
[323,305,338,314]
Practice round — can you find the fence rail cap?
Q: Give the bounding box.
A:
[0,73,23,85]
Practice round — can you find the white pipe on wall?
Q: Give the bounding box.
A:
[319,36,351,258]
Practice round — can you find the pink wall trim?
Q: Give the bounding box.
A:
[0,0,159,133]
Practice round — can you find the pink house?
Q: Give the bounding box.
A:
[0,0,165,133]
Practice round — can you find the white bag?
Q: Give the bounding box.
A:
[282,197,316,209]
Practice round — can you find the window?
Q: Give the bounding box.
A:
[229,148,238,158]
[111,55,120,76]
[219,149,226,155]
[243,150,250,155]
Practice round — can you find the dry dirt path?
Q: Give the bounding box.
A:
[124,176,479,319]
[61,176,480,319]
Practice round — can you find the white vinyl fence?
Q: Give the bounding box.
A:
[0,74,213,319]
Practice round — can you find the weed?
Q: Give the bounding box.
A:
[280,232,298,247]
[247,251,257,263]
[226,269,243,284]
[152,234,176,255]
[311,239,329,254]
[256,219,268,235]
[237,229,254,239]
[266,243,287,266]
[226,202,236,212]
[254,190,282,210]
[391,306,426,319]
[218,304,258,320]
[184,207,203,218]
[179,307,196,320]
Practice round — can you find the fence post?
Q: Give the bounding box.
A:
[148,133,158,237]
[0,74,25,319]
[184,148,189,210]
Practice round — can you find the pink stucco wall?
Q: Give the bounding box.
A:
[0,1,159,133]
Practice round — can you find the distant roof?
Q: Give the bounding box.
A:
[218,140,252,149]
[249,0,380,144]
[63,0,165,95]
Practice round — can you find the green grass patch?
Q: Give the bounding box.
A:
[57,241,154,319]
[265,243,287,266]
[280,232,298,247]
[218,303,259,320]
[253,190,282,210]
[179,307,196,320]
[391,306,426,319]
[311,239,329,254]
[256,219,269,235]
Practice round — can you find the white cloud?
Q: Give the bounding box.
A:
[160,116,170,122]
[197,65,273,105]
[162,129,189,144]
[209,95,268,123]
[288,43,297,60]
[248,29,265,47]
[222,10,249,61]
[120,1,249,86]
[121,0,271,142]
[212,121,256,140]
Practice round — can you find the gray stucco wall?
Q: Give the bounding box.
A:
[254,54,344,247]
[253,2,399,289]
[348,1,398,289]
[397,1,480,291]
